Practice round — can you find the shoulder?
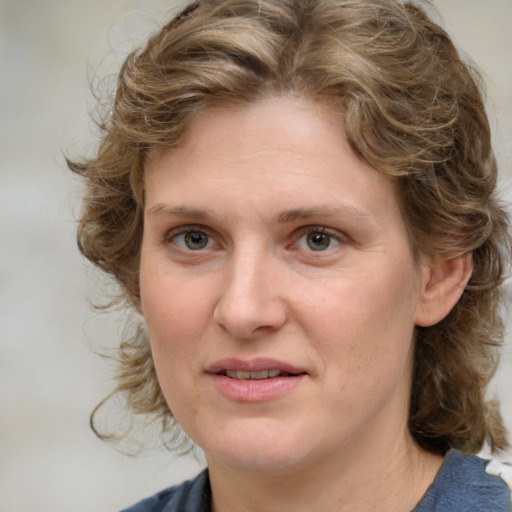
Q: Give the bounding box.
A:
[414,450,512,512]
[118,470,211,512]
[486,458,512,490]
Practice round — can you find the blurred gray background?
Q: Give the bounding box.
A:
[1,1,511,511]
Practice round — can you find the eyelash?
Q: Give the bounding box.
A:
[163,225,348,253]
[291,226,346,253]
[164,225,218,251]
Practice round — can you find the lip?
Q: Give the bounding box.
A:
[205,358,308,403]
[205,357,306,375]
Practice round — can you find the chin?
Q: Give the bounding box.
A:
[208,446,309,474]
[198,417,313,473]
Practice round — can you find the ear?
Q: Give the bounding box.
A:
[414,253,473,327]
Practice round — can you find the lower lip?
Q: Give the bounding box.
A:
[208,374,306,402]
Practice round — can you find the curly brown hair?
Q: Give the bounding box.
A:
[69,0,511,455]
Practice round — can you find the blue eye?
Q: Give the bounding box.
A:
[173,230,213,250]
[298,230,341,251]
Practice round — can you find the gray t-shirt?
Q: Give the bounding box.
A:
[120,450,512,511]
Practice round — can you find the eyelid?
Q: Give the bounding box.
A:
[296,225,349,241]
[164,224,220,249]
[290,225,350,251]
[162,223,349,252]
[165,223,208,239]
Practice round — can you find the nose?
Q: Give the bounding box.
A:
[213,248,288,339]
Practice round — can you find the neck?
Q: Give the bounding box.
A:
[207,428,443,512]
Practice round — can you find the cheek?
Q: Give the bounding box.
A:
[139,270,212,423]
[140,260,213,345]
[293,270,418,376]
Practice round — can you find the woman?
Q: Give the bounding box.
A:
[69,0,512,510]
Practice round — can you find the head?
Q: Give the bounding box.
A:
[70,0,510,455]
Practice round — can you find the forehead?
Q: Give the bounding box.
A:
[147,96,380,182]
[144,96,403,229]
[147,96,342,165]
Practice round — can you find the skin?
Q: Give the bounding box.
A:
[139,96,465,511]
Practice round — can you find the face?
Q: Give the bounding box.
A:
[140,97,428,474]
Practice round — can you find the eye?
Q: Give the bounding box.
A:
[293,228,343,252]
[171,229,214,250]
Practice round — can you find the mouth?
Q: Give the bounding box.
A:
[206,358,308,381]
[219,369,304,380]
[206,358,308,402]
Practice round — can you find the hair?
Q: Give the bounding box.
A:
[69,0,511,455]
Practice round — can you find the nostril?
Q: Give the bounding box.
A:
[213,297,288,339]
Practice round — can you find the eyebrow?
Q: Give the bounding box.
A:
[147,203,372,225]
[146,204,212,220]
[276,205,372,224]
